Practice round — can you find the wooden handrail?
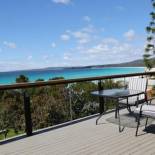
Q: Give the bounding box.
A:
[0,71,155,91]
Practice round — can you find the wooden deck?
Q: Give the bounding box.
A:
[1,110,155,155]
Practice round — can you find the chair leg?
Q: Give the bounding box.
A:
[145,117,148,129]
[136,114,140,136]
[118,108,121,132]
[115,107,118,118]
[127,105,132,113]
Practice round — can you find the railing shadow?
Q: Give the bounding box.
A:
[144,124,155,134]
[136,124,155,137]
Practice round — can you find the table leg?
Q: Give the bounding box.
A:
[99,96,105,114]
[116,98,124,132]
[96,97,105,125]
[96,112,105,125]
[115,109,117,118]
[117,102,121,132]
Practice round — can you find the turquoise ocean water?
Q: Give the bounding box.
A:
[0,67,144,85]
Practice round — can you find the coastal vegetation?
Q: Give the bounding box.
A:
[0,75,123,140]
[144,0,155,69]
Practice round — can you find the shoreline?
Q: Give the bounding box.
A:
[0,67,144,85]
[0,66,145,74]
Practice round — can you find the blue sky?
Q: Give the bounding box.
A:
[0,0,151,71]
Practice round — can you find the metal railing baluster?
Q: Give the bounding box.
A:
[98,80,104,114]
[23,91,32,136]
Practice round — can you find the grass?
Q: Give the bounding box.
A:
[0,129,24,140]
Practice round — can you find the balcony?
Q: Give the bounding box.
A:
[0,71,155,154]
[1,109,155,155]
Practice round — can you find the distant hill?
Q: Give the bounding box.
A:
[103,59,144,67]
[4,59,145,73]
[44,59,145,70]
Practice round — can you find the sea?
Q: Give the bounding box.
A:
[0,67,145,85]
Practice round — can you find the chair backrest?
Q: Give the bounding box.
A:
[128,77,148,100]
[128,77,148,91]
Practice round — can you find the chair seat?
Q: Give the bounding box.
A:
[134,105,155,118]
[119,96,145,105]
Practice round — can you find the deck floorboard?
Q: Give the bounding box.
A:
[1,109,155,155]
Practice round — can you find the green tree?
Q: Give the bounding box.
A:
[144,0,155,69]
[16,75,29,83]
[35,78,44,82]
[49,77,64,80]
[30,76,69,129]
[0,90,25,134]
[69,82,98,118]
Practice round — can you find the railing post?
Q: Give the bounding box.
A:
[69,87,73,120]
[98,80,104,114]
[23,91,32,136]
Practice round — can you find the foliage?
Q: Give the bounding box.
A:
[49,77,64,80]
[31,85,70,129]
[35,78,45,82]
[144,0,155,69]
[0,75,123,140]
[101,79,124,110]
[16,75,29,83]
[101,79,123,89]
[0,90,25,137]
[69,82,98,119]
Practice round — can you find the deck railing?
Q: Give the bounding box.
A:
[0,71,155,140]
[1,71,155,90]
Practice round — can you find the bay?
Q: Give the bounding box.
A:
[0,67,144,85]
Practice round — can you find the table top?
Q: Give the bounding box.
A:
[91,88,145,99]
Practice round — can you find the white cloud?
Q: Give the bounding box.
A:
[51,42,56,48]
[61,34,70,41]
[42,55,50,63]
[43,55,49,60]
[3,41,16,49]
[86,39,124,55]
[63,54,71,60]
[0,36,143,71]
[72,31,91,44]
[124,29,136,41]
[65,30,72,33]
[0,24,143,71]
[52,0,72,5]
[27,55,33,60]
[86,44,109,54]
[63,25,97,44]
[82,25,96,33]
[102,38,119,45]
[61,25,97,45]
[73,37,143,65]
[0,61,37,72]
[83,16,91,22]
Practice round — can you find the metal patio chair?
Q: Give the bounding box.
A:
[118,77,148,113]
[135,98,155,136]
